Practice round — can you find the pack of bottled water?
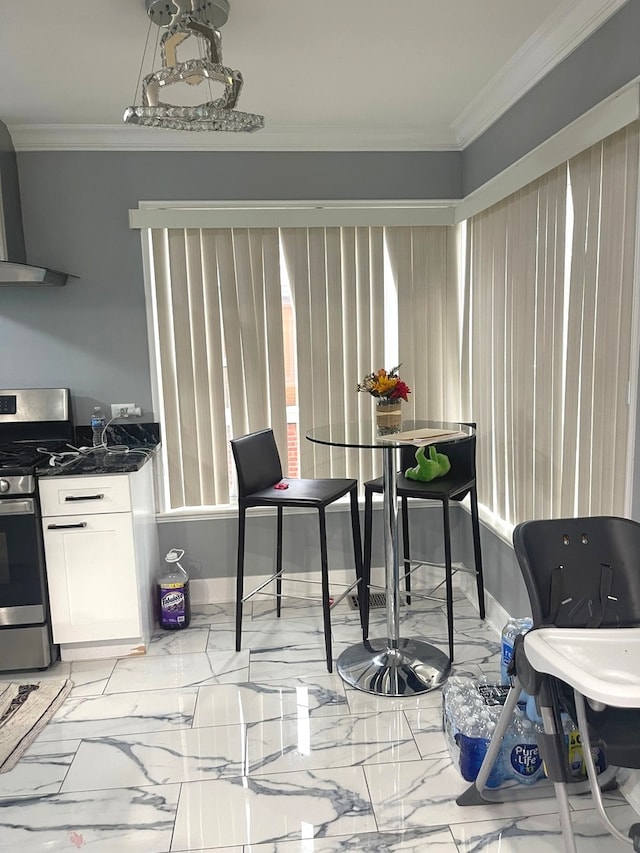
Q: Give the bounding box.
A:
[443,676,545,788]
[443,674,608,788]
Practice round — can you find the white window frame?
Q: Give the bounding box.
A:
[137,201,456,517]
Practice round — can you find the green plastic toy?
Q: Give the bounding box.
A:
[405,444,451,482]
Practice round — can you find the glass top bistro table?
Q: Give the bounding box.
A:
[306,418,474,697]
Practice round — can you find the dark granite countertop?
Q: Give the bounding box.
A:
[37,446,158,477]
[37,422,161,478]
[75,421,160,449]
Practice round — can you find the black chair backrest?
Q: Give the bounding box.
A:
[231,428,283,497]
[513,516,640,630]
[399,422,477,497]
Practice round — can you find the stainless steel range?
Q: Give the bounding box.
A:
[0,388,74,671]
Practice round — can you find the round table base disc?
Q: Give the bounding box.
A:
[337,637,451,696]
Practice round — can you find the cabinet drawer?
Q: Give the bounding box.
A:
[39,475,132,516]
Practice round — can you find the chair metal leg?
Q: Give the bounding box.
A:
[469,486,486,619]
[574,690,631,847]
[349,488,364,629]
[235,505,246,652]
[362,487,373,640]
[442,499,455,662]
[539,704,579,853]
[401,495,412,604]
[318,508,333,672]
[276,506,283,618]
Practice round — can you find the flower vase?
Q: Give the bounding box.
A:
[376,398,402,434]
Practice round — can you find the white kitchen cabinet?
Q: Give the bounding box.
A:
[39,459,159,660]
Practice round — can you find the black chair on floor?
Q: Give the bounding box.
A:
[458,515,640,853]
[230,428,364,672]
[362,423,485,661]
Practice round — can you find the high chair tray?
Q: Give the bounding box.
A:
[524,627,640,707]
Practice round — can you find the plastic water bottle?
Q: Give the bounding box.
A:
[91,405,106,447]
[444,678,481,770]
[525,694,543,723]
[501,617,534,703]
[443,678,469,757]
[500,617,534,683]
[458,712,504,788]
[157,549,191,630]
[502,707,544,785]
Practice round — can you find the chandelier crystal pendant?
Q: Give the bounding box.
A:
[124,0,264,132]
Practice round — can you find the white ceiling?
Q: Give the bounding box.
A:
[0,0,628,151]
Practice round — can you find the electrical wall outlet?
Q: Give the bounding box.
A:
[111,403,142,419]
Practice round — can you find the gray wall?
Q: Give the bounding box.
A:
[3,0,639,614]
[4,150,460,424]
[156,502,532,616]
[463,0,640,194]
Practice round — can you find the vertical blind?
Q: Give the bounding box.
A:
[147,128,639,521]
[148,224,458,509]
[462,124,639,526]
[561,128,639,516]
[150,227,287,507]
[280,226,386,484]
[387,225,462,422]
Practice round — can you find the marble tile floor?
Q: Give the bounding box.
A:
[0,590,635,852]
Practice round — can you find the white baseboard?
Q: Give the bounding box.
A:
[190,566,456,608]
[191,563,510,638]
[190,569,360,607]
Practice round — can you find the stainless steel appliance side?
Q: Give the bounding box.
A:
[0,388,70,423]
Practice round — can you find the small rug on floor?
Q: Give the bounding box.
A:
[0,679,73,773]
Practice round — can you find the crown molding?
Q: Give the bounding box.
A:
[7,0,629,154]
[8,123,459,153]
[452,0,630,147]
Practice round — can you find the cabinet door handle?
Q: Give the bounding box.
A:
[47,522,88,530]
[64,494,104,502]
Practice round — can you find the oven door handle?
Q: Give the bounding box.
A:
[47,522,88,530]
[0,498,35,516]
[64,494,104,502]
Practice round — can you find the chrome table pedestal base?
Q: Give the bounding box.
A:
[337,637,451,696]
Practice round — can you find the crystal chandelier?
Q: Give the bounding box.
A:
[124,0,264,132]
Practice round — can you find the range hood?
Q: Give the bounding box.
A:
[0,120,71,286]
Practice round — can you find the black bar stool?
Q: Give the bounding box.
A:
[362,423,485,661]
[231,428,364,672]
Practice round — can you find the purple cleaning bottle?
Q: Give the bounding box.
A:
[157,549,191,630]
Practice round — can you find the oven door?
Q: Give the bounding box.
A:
[0,498,47,625]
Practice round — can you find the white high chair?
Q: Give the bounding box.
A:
[457,516,640,853]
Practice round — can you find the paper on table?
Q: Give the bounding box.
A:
[377,427,468,446]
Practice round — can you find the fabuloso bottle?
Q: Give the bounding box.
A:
[157,549,191,630]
